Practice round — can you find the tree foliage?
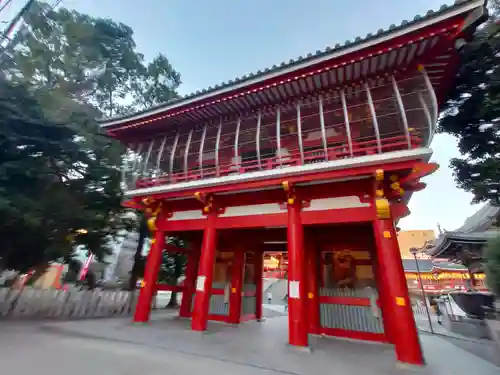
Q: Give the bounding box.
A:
[159,238,188,285]
[126,222,188,295]
[484,236,500,295]
[159,237,187,307]
[0,80,128,272]
[439,3,500,203]
[0,1,182,276]
[8,1,181,118]
[132,54,182,109]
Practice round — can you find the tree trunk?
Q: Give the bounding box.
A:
[167,291,178,308]
[108,88,113,117]
[128,215,148,291]
[165,253,185,308]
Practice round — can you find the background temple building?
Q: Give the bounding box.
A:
[429,202,499,273]
[426,202,499,292]
[397,229,435,259]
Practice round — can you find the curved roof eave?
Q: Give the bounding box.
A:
[428,231,496,256]
[427,202,499,257]
[100,0,486,129]
[455,202,500,233]
[402,258,468,272]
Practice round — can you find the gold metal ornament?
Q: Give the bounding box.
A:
[147,217,157,232]
[375,198,390,219]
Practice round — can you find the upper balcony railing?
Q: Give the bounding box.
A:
[122,72,437,192]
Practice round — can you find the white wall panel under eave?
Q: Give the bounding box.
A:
[220,203,285,218]
[219,196,369,218]
[304,196,370,211]
[170,210,206,221]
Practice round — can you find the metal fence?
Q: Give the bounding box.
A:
[0,287,138,320]
[411,294,498,342]
[412,298,439,334]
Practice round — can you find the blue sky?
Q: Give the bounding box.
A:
[4,0,482,232]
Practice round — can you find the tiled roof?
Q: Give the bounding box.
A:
[428,203,499,257]
[403,259,434,272]
[402,259,468,272]
[432,261,468,270]
[456,202,499,233]
[174,2,461,99]
[101,0,485,127]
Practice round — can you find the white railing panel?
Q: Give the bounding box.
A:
[0,287,140,320]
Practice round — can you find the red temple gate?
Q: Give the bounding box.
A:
[101,1,487,366]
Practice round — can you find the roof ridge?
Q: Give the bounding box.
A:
[101,0,483,126]
[181,1,469,97]
[455,202,500,233]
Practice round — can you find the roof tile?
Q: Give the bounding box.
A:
[102,0,482,126]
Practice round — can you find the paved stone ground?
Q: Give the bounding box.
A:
[440,335,500,367]
[1,310,497,375]
[413,313,500,366]
[0,322,283,375]
[264,304,287,315]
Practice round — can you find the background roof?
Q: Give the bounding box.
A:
[427,202,499,256]
[455,202,499,233]
[402,258,468,272]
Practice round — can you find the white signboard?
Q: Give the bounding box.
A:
[224,283,230,304]
[289,281,300,299]
[196,276,206,292]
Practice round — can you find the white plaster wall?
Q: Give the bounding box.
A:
[220,203,285,217]
[170,210,206,221]
[304,196,370,211]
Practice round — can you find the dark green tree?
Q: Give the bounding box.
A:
[91,19,144,117]
[1,1,182,280]
[132,54,182,108]
[9,2,99,95]
[128,214,148,291]
[484,236,500,295]
[10,1,181,117]
[439,3,500,203]
[158,237,187,307]
[0,80,129,275]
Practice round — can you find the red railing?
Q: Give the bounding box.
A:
[135,134,422,189]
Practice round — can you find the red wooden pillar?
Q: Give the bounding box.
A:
[287,200,308,347]
[373,218,424,365]
[373,251,394,344]
[134,230,165,322]
[179,250,200,318]
[305,235,320,334]
[191,210,218,331]
[254,250,264,321]
[229,249,245,323]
